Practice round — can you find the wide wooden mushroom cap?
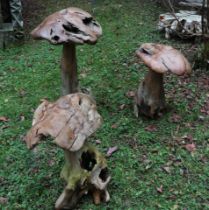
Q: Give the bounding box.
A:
[31,7,102,44]
[136,43,191,75]
[25,93,102,151]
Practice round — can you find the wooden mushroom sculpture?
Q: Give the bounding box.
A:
[134,43,191,118]
[25,93,111,209]
[31,7,102,94]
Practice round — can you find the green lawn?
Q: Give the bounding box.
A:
[0,0,209,209]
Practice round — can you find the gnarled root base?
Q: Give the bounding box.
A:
[55,143,111,210]
[134,70,166,118]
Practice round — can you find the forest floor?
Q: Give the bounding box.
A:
[0,0,209,209]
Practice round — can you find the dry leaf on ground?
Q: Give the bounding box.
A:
[145,125,158,132]
[0,116,9,122]
[184,143,196,153]
[106,146,118,157]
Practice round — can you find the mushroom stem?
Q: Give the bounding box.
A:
[64,150,79,170]
[134,69,166,118]
[56,143,110,209]
[61,43,78,95]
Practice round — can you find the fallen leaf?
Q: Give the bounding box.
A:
[0,197,8,204]
[95,139,101,144]
[173,158,182,166]
[162,166,171,174]
[27,63,33,67]
[127,137,138,149]
[31,167,39,174]
[0,116,9,122]
[168,194,177,201]
[145,125,157,132]
[198,115,205,121]
[170,113,182,123]
[199,155,208,163]
[48,159,55,166]
[184,143,196,153]
[19,114,25,121]
[200,102,209,115]
[126,90,135,98]
[19,89,27,97]
[111,124,117,129]
[119,104,126,110]
[182,134,193,143]
[80,73,87,78]
[171,204,179,210]
[145,164,152,170]
[106,146,118,157]
[179,167,188,176]
[0,125,10,130]
[156,185,163,193]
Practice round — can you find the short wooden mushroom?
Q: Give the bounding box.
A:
[31,7,102,94]
[25,93,111,209]
[134,43,191,118]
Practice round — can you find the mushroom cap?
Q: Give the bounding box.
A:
[31,7,102,45]
[136,43,191,75]
[25,93,102,152]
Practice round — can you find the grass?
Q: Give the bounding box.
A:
[0,0,209,209]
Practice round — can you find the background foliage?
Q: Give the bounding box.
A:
[0,0,209,209]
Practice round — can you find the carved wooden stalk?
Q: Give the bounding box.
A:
[61,43,78,94]
[135,69,165,118]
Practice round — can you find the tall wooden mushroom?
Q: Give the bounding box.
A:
[134,43,191,118]
[25,93,111,209]
[31,7,102,94]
